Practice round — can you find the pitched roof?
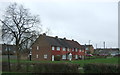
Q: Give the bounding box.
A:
[41,34,81,48]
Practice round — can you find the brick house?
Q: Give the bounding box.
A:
[81,45,94,54]
[31,33,86,61]
[0,44,16,55]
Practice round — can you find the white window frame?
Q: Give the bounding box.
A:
[72,48,74,52]
[5,47,7,51]
[79,55,82,58]
[75,48,78,52]
[62,55,66,59]
[79,49,81,52]
[37,46,39,50]
[75,55,78,59]
[57,47,60,51]
[36,54,38,58]
[63,47,66,51]
[52,46,55,50]
[44,54,47,59]
[86,48,89,50]
[67,48,70,51]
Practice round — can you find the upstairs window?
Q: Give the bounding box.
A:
[63,47,66,51]
[67,48,70,51]
[57,47,60,51]
[37,46,39,50]
[75,48,78,52]
[72,48,74,52]
[52,46,55,50]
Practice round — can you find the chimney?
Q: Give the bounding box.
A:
[64,37,66,40]
[43,33,46,36]
[72,39,74,41]
[55,36,58,38]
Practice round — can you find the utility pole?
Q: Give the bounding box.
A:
[103,41,105,49]
[89,40,91,45]
[96,44,97,49]
[88,40,91,59]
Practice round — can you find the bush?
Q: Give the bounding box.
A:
[2,62,80,73]
[54,56,61,61]
[83,63,119,73]
[32,63,80,73]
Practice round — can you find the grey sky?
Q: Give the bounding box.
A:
[0,0,118,48]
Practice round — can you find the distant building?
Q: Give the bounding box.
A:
[31,33,86,61]
[0,44,16,55]
[94,48,119,56]
[81,45,94,54]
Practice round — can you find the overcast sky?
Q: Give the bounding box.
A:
[0,0,119,48]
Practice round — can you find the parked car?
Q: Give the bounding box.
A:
[86,54,93,56]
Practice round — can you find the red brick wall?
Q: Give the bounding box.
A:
[32,35,52,61]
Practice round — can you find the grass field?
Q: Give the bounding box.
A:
[3,57,119,66]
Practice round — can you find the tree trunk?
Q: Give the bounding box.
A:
[16,46,21,71]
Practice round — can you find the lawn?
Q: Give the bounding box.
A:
[3,57,119,67]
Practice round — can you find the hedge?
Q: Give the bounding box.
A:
[32,63,80,73]
[83,63,119,73]
[2,62,80,73]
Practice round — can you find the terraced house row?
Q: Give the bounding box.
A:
[31,33,86,61]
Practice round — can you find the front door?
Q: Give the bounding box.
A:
[52,55,54,61]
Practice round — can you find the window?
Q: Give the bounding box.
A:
[86,48,89,50]
[79,49,81,52]
[62,55,66,59]
[36,54,38,58]
[67,48,70,51]
[79,55,82,58]
[75,48,78,52]
[52,46,55,50]
[37,46,39,50]
[72,48,74,51]
[63,47,66,51]
[75,55,78,59]
[13,51,16,53]
[5,47,7,51]
[57,47,60,51]
[44,54,47,59]
[9,48,11,51]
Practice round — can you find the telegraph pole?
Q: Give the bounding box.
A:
[96,44,97,49]
[103,41,105,49]
[89,40,91,45]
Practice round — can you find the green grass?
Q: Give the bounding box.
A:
[3,57,119,66]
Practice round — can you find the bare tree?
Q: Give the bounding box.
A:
[0,3,42,70]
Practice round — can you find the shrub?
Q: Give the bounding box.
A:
[2,62,80,73]
[32,63,80,73]
[83,63,119,73]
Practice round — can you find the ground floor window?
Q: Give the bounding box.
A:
[36,54,38,58]
[44,54,47,59]
[52,55,54,61]
[75,55,78,59]
[62,55,66,59]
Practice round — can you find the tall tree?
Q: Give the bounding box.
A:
[0,3,42,70]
